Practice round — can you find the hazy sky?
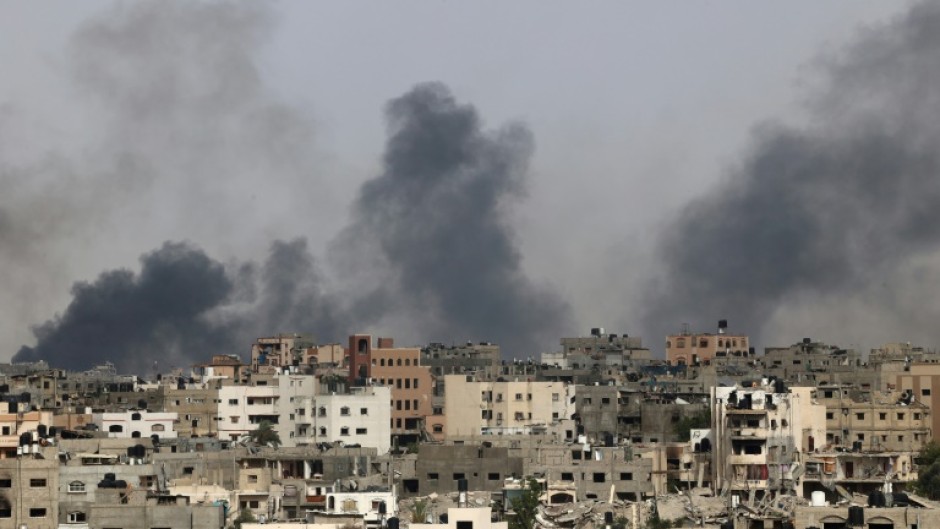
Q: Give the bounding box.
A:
[0,1,923,366]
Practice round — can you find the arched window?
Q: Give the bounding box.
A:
[319,427,327,437]
[131,431,141,438]
[67,512,87,523]
[131,412,141,421]
[108,425,123,433]
[380,359,386,367]
[432,424,443,434]
[357,339,368,353]
[68,481,85,493]
[396,359,402,366]
[151,424,165,432]
[405,358,410,366]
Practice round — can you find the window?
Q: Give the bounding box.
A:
[0,479,11,488]
[405,379,411,389]
[488,473,500,480]
[0,427,8,435]
[593,473,606,483]
[857,433,864,441]
[356,428,367,435]
[855,413,865,420]
[432,424,443,434]
[826,412,834,420]
[453,473,466,480]
[68,511,87,523]
[515,393,523,401]
[109,425,123,433]
[898,413,906,420]
[229,399,238,405]
[29,478,47,487]
[620,472,633,481]
[601,397,610,405]
[340,427,350,436]
[457,522,474,529]
[340,407,350,416]
[879,413,887,420]
[561,472,574,481]
[183,467,194,475]
[151,424,165,432]
[428,473,439,481]
[319,427,327,437]
[915,413,922,420]
[248,475,258,483]
[924,389,932,396]
[583,398,592,405]
[414,379,419,389]
[29,508,46,518]
[68,481,86,493]
[360,408,369,416]
[552,393,560,402]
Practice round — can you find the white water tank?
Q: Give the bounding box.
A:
[811,491,827,507]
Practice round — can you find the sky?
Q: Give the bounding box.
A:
[0,1,929,370]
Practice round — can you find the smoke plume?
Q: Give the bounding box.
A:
[334,83,572,356]
[644,3,940,348]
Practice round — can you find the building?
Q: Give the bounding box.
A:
[94,410,178,439]
[0,445,59,529]
[546,328,652,369]
[251,335,317,372]
[666,320,750,365]
[411,506,508,529]
[412,445,524,497]
[711,384,825,500]
[313,386,391,455]
[348,335,434,443]
[443,375,574,437]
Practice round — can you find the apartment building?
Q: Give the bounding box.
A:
[314,386,391,455]
[527,444,654,502]
[711,384,825,500]
[666,320,750,365]
[251,335,316,372]
[816,386,931,451]
[348,335,434,442]
[0,403,53,458]
[443,375,574,437]
[0,445,59,529]
[217,374,319,446]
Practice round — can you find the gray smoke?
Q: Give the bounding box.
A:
[644,3,940,348]
[334,83,572,356]
[1,1,329,356]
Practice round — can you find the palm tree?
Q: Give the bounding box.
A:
[247,420,281,448]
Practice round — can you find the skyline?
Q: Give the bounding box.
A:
[1,1,932,369]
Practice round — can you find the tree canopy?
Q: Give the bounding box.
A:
[247,420,281,448]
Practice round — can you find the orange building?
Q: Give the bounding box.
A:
[347,335,435,443]
[666,320,750,365]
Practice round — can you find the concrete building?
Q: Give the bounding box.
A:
[546,328,652,369]
[193,354,246,383]
[527,444,654,502]
[884,361,940,447]
[411,445,524,497]
[348,335,434,442]
[762,338,862,383]
[313,386,391,455]
[711,384,825,501]
[324,487,396,527]
[816,386,931,452]
[0,404,53,459]
[164,384,221,438]
[251,335,317,373]
[94,410,178,440]
[443,376,574,437]
[0,445,59,529]
[666,321,750,365]
[412,506,508,529]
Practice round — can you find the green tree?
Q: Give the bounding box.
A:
[675,410,711,442]
[247,420,282,448]
[917,441,940,499]
[508,479,541,529]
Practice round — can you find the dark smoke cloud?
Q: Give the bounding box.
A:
[14,242,234,373]
[644,3,940,348]
[13,238,341,373]
[1,0,328,355]
[334,83,572,356]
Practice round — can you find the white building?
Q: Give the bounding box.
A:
[412,507,508,529]
[94,410,178,439]
[217,374,320,446]
[312,386,391,455]
[325,488,397,527]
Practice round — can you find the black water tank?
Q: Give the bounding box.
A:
[18,433,30,446]
[387,517,400,529]
[894,492,910,507]
[457,479,468,492]
[379,502,387,515]
[700,438,712,452]
[138,399,148,410]
[19,392,30,403]
[37,424,47,438]
[774,379,786,394]
[848,505,864,526]
[104,472,116,481]
[439,514,448,523]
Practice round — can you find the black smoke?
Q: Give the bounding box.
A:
[334,83,572,356]
[644,3,940,347]
[14,242,234,373]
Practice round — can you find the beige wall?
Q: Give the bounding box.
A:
[444,376,573,437]
[370,347,434,435]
